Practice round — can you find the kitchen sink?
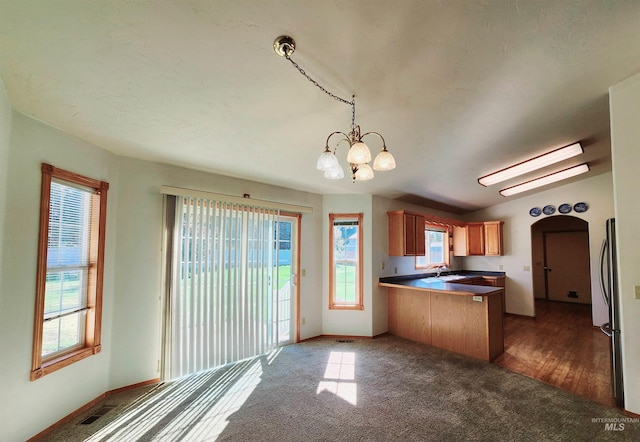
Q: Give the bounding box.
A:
[420,277,442,283]
[438,274,466,281]
[420,274,467,283]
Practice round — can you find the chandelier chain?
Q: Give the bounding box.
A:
[350,99,355,135]
[285,53,355,108]
[274,35,396,181]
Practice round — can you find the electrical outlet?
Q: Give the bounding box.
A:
[523,265,530,271]
[635,286,640,300]
[394,267,398,274]
[499,264,504,270]
[382,261,385,270]
[301,317,306,325]
[301,269,306,277]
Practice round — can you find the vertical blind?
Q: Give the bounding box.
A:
[168,196,282,379]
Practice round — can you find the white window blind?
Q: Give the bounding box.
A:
[42,179,93,357]
[167,196,283,379]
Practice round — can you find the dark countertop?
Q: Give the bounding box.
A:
[378,271,506,297]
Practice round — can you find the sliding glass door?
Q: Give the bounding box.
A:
[162,196,299,380]
[274,214,299,346]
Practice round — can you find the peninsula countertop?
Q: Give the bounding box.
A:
[381,271,506,361]
[378,271,505,297]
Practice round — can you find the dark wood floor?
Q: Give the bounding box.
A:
[493,299,615,408]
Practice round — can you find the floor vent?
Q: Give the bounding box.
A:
[79,405,116,425]
[336,339,354,343]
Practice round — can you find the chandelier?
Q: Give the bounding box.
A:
[273,35,396,182]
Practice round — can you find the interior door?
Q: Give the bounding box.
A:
[544,231,592,304]
[274,213,300,345]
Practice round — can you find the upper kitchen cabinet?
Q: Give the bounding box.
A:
[467,222,485,255]
[453,221,504,256]
[388,211,426,256]
[483,221,504,256]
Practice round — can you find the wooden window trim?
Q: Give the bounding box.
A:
[328,213,364,310]
[415,222,451,270]
[31,163,109,381]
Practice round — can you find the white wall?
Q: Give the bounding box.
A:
[610,72,640,415]
[0,78,10,317]
[0,110,324,441]
[322,195,374,336]
[0,112,119,441]
[463,172,614,324]
[110,157,324,388]
[0,79,13,436]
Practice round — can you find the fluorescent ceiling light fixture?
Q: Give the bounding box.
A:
[478,142,583,186]
[499,163,590,197]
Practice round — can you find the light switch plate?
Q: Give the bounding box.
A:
[635,285,640,300]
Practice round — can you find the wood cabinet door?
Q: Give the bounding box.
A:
[452,225,467,256]
[484,221,503,256]
[415,215,425,256]
[467,223,485,255]
[387,211,405,256]
[404,213,416,255]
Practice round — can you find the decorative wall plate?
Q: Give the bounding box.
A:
[574,202,589,213]
[529,207,542,217]
[543,205,556,215]
[558,203,572,214]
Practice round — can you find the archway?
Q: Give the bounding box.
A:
[530,215,592,312]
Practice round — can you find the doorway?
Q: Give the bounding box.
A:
[531,216,592,307]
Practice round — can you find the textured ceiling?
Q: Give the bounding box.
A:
[1,0,640,213]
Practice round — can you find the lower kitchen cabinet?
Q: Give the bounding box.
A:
[456,276,506,313]
[386,286,504,362]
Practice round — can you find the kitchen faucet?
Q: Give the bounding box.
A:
[436,265,449,277]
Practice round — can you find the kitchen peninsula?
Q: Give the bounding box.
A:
[379,273,505,361]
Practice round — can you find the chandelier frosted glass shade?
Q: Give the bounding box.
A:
[316,148,339,171]
[373,148,396,171]
[354,163,374,180]
[324,163,345,179]
[346,142,372,165]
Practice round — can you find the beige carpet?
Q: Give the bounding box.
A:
[39,335,638,441]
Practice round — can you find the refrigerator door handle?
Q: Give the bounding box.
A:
[600,322,613,337]
[599,239,609,306]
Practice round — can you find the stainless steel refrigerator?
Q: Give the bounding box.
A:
[599,218,624,407]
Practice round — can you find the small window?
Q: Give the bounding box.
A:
[416,223,450,269]
[329,213,363,310]
[31,164,108,380]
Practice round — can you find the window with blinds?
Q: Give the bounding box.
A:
[42,180,92,356]
[31,164,108,381]
[329,213,363,310]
